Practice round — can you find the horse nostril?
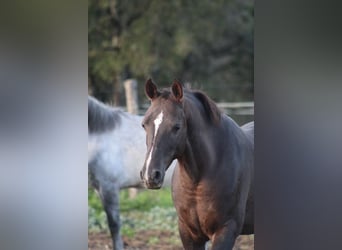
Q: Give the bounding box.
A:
[152,170,161,182]
[140,170,143,180]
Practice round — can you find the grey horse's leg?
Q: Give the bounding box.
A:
[99,185,123,250]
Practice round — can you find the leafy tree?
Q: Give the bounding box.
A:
[89,0,253,104]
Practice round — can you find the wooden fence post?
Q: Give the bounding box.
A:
[124,79,139,199]
[124,79,139,114]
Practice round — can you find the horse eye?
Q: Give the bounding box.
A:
[141,123,145,129]
[173,124,180,132]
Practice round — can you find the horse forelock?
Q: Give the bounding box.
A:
[88,96,123,134]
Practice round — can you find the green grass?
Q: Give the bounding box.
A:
[119,188,174,212]
[88,187,178,238]
[88,187,174,215]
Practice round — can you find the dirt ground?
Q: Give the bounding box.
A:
[88,231,254,250]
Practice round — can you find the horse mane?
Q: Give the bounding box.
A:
[88,96,123,134]
[190,90,222,125]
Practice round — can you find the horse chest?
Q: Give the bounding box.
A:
[173,184,230,239]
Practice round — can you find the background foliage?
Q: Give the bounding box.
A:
[88,0,254,104]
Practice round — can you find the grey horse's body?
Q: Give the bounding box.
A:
[88,96,176,250]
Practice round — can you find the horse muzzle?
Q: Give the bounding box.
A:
[143,169,164,189]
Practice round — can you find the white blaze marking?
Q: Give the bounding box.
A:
[145,111,164,180]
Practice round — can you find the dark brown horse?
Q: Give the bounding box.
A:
[140,79,254,250]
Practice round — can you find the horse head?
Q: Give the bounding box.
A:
[140,79,187,189]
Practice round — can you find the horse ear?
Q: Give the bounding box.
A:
[145,78,158,100]
[171,80,183,102]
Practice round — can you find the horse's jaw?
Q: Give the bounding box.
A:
[144,181,163,190]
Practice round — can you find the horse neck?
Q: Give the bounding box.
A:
[177,101,218,183]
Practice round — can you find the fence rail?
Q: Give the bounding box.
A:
[121,79,254,117]
[140,102,254,116]
[216,102,254,115]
